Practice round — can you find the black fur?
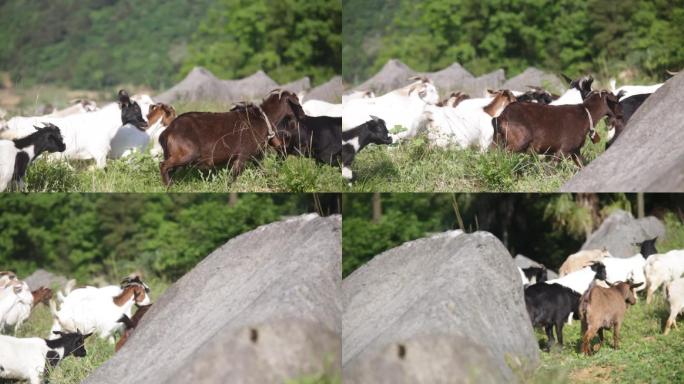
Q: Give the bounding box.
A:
[118,89,147,130]
[11,151,29,186]
[523,266,548,284]
[525,283,581,350]
[340,117,393,180]
[10,123,66,189]
[619,93,650,124]
[639,237,658,258]
[44,330,91,368]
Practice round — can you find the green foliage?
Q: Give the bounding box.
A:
[342,194,684,276]
[180,0,341,85]
[0,0,340,89]
[344,0,684,84]
[0,194,313,281]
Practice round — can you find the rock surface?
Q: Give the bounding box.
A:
[84,214,342,384]
[156,66,312,104]
[343,231,539,383]
[22,269,67,290]
[562,72,684,192]
[303,76,343,102]
[581,210,665,257]
[514,254,559,280]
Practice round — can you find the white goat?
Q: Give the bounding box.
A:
[342,90,375,103]
[302,99,342,117]
[610,79,663,100]
[601,254,647,293]
[414,90,515,150]
[644,250,684,303]
[342,77,439,137]
[0,331,90,384]
[1,95,153,168]
[664,277,684,334]
[0,281,33,333]
[50,278,151,342]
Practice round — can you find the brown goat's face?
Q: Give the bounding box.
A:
[147,103,177,128]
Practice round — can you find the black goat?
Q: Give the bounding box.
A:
[525,282,581,351]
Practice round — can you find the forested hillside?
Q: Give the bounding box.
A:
[0,0,340,90]
[0,194,318,280]
[343,0,684,84]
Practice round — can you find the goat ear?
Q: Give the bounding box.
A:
[286,99,306,120]
[561,73,573,84]
[53,330,64,336]
[84,332,93,339]
[630,282,644,289]
[369,115,381,122]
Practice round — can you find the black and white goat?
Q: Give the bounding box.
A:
[0,330,91,384]
[118,89,148,130]
[0,123,66,191]
[341,116,393,181]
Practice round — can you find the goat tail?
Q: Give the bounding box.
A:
[159,129,170,160]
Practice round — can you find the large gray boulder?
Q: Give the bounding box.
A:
[343,231,539,383]
[514,255,559,280]
[84,214,341,384]
[502,67,565,94]
[562,72,684,192]
[22,269,67,290]
[581,210,665,257]
[303,76,343,102]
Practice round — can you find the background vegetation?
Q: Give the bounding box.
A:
[0,0,340,90]
[343,0,684,84]
[342,193,684,276]
[0,193,336,281]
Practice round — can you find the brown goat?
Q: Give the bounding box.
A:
[580,281,642,355]
[30,287,52,307]
[158,89,303,185]
[115,304,152,352]
[494,91,622,166]
[147,103,177,127]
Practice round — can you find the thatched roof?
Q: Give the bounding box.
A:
[303,76,343,102]
[156,67,313,104]
[502,67,565,93]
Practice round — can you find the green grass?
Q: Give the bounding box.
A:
[531,294,684,383]
[350,120,610,192]
[22,120,610,192]
[0,278,169,384]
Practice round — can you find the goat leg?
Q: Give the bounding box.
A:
[544,324,555,351]
[555,320,564,348]
[613,323,621,349]
[582,326,596,355]
[594,328,604,352]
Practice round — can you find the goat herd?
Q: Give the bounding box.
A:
[522,238,684,355]
[0,271,152,383]
[0,72,666,191]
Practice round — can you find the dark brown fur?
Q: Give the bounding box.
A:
[31,287,52,307]
[158,90,302,185]
[115,304,152,352]
[494,91,621,166]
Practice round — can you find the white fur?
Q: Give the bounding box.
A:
[414,97,497,151]
[550,89,583,105]
[645,250,684,303]
[615,83,663,100]
[343,137,360,152]
[1,95,154,168]
[546,265,602,295]
[601,254,647,291]
[519,267,530,286]
[303,99,342,117]
[51,284,150,342]
[342,90,376,103]
[0,281,33,332]
[665,277,684,334]
[342,79,439,136]
[0,335,55,384]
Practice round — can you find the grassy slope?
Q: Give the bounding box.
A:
[532,218,684,383]
[0,279,169,384]
[532,295,684,383]
[23,103,609,192]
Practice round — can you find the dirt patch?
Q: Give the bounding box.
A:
[570,365,614,383]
